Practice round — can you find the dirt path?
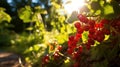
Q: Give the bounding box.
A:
[0,52,25,67]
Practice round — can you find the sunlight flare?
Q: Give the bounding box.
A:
[64,0,85,14]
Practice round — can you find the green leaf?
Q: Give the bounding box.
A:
[104,35,110,40]
[26,27,33,31]
[33,44,40,51]
[34,6,47,14]
[94,10,101,15]
[32,13,42,22]
[18,6,32,23]
[82,31,89,43]
[0,7,11,23]
[61,57,72,67]
[51,2,61,9]
[104,4,114,15]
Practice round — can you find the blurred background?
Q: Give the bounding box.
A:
[0,0,81,66]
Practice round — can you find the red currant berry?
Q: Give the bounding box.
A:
[77,14,88,23]
[68,40,72,47]
[96,34,105,42]
[88,34,95,39]
[89,28,95,34]
[77,27,84,34]
[74,21,81,29]
[69,35,74,41]
[102,28,110,35]
[100,19,109,24]
[57,45,62,51]
[67,48,74,55]
[42,54,50,64]
[53,51,60,60]
[79,45,83,53]
[88,38,95,45]
[83,25,90,31]
[75,33,82,42]
[95,30,103,35]
[72,51,79,60]
[95,23,103,29]
[88,19,95,26]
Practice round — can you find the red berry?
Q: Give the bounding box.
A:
[72,41,77,48]
[67,48,74,55]
[77,27,84,34]
[53,51,60,60]
[102,28,110,35]
[88,20,95,26]
[79,45,83,53]
[69,35,74,41]
[68,40,72,47]
[57,45,62,51]
[88,34,95,39]
[95,30,103,35]
[42,54,50,64]
[89,28,95,34]
[72,51,79,60]
[88,38,95,45]
[74,21,81,29]
[95,32,105,42]
[75,33,82,42]
[97,35,105,42]
[83,25,90,31]
[68,40,77,49]
[95,23,103,29]
[100,19,109,24]
[77,14,88,23]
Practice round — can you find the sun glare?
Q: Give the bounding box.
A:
[64,0,85,14]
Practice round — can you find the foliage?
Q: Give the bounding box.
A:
[41,0,120,67]
[0,7,12,46]
[0,7,11,23]
[0,0,75,66]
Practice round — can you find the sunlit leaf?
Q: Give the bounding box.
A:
[94,10,101,15]
[51,2,61,9]
[104,4,114,15]
[104,35,110,40]
[0,7,11,23]
[25,57,31,63]
[61,57,71,67]
[26,27,33,31]
[33,44,41,51]
[82,31,89,43]
[24,46,33,53]
[18,6,32,23]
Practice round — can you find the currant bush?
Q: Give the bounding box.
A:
[40,0,120,66]
[41,13,120,67]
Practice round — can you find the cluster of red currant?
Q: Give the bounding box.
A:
[42,45,63,67]
[41,14,120,67]
[67,14,112,67]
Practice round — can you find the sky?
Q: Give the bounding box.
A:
[7,0,85,15]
